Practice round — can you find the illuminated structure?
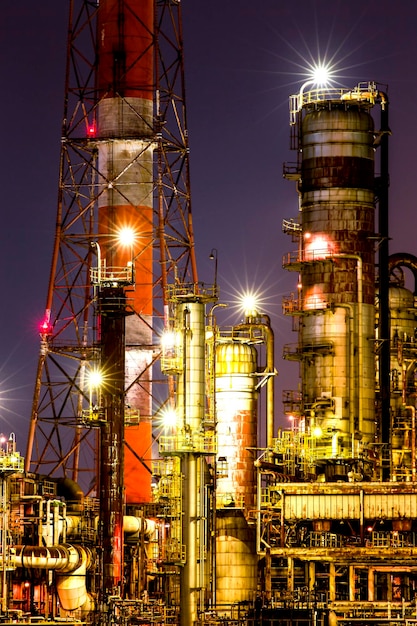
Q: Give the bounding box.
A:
[282,81,385,474]
[267,80,417,625]
[22,0,199,623]
[3,3,417,626]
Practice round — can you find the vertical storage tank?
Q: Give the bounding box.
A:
[215,341,258,607]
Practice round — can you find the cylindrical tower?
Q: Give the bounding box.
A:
[216,342,258,512]
[215,341,258,608]
[96,0,154,504]
[284,84,382,475]
[161,284,216,626]
[176,300,206,433]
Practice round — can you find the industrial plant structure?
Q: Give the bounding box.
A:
[2,1,417,625]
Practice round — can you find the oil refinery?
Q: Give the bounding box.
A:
[2,1,417,625]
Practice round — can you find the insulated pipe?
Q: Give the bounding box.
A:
[181,454,199,626]
[12,544,81,573]
[56,547,91,611]
[264,320,275,448]
[389,253,417,294]
[12,545,91,613]
[65,514,156,540]
[123,515,156,539]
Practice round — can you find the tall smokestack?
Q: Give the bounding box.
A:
[97,0,154,503]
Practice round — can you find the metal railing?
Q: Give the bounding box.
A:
[290,81,379,123]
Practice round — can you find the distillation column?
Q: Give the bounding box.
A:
[161,286,215,625]
[178,298,206,626]
[97,0,154,503]
[285,85,380,476]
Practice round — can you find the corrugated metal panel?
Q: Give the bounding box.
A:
[365,493,417,518]
[283,492,417,520]
[284,494,360,519]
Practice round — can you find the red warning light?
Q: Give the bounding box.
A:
[87,121,96,137]
[40,320,52,335]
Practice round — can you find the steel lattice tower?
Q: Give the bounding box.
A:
[25,0,198,498]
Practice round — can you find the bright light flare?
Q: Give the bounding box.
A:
[239,292,260,318]
[88,369,104,389]
[161,329,181,353]
[117,227,136,247]
[298,62,337,99]
[311,63,332,86]
[161,408,178,429]
[312,426,323,438]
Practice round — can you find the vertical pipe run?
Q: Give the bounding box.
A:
[333,255,364,434]
[378,97,390,472]
[99,287,127,598]
[180,454,198,626]
[404,406,416,481]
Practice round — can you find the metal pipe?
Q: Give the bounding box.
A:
[332,254,363,433]
[12,544,80,572]
[180,454,198,626]
[256,465,262,554]
[280,490,285,548]
[264,319,275,448]
[404,405,416,481]
[337,305,355,450]
[377,90,390,465]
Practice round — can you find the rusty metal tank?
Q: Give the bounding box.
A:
[298,92,377,463]
[215,341,258,607]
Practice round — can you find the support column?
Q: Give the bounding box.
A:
[349,566,355,602]
[308,561,316,600]
[329,563,336,602]
[368,568,375,602]
[287,557,294,596]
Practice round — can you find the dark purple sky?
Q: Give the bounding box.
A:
[1,0,417,443]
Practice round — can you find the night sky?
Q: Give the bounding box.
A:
[1,0,417,447]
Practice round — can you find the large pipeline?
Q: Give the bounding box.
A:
[12,544,91,612]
